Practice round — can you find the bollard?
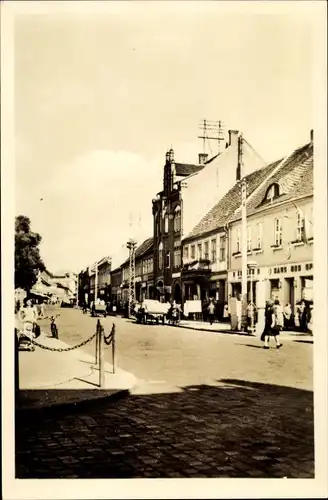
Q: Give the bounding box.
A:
[95,319,100,364]
[98,323,105,388]
[112,325,115,374]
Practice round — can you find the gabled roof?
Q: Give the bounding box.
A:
[232,142,313,220]
[121,237,154,267]
[175,163,204,177]
[183,160,280,242]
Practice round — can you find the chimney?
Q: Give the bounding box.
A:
[310,129,314,143]
[198,153,208,165]
[228,129,239,148]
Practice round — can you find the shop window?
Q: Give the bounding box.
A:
[164,211,169,233]
[204,241,209,260]
[211,239,217,263]
[191,245,195,259]
[183,246,189,260]
[274,218,282,246]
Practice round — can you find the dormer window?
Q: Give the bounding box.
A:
[265,183,280,203]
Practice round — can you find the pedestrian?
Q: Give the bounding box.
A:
[208,298,215,325]
[262,299,283,349]
[223,301,229,322]
[283,303,292,330]
[299,300,308,333]
[18,298,38,342]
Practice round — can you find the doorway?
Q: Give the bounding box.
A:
[285,278,295,313]
[173,283,181,304]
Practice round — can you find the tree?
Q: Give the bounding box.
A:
[15,215,45,291]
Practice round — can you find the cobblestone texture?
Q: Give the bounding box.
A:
[16,309,314,479]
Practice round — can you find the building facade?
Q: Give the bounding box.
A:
[152,131,265,304]
[120,238,154,303]
[89,257,112,303]
[228,136,313,314]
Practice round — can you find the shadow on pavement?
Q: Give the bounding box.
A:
[15,378,314,479]
[293,340,313,344]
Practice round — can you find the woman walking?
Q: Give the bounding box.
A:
[261,299,283,349]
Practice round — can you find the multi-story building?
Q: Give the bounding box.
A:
[228,134,313,315]
[181,155,278,317]
[89,257,112,303]
[78,268,90,306]
[152,130,265,303]
[110,266,122,304]
[120,238,154,303]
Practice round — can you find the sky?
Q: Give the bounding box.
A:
[13,2,314,274]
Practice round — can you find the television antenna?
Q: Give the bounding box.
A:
[198,119,225,156]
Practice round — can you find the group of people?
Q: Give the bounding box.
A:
[15,297,44,342]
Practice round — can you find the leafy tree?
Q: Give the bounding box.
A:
[15,215,45,291]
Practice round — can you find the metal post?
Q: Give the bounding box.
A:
[95,263,98,303]
[112,325,115,374]
[95,319,100,364]
[250,270,253,331]
[239,134,248,331]
[99,322,105,388]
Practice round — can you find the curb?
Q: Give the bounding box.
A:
[15,387,132,419]
[177,323,252,336]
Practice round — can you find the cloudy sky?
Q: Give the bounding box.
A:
[13,1,314,273]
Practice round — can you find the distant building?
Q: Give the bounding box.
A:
[120,237,154,303]
[89,257,112,303]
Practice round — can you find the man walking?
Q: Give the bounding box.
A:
[208,298,215,326]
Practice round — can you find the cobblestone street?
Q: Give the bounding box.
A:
[16,308,314,478]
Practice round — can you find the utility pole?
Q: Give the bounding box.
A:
[95,261,98,302]
[127,239,137,317]
[239,134,248,332]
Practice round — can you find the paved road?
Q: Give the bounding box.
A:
[16,308,314,478]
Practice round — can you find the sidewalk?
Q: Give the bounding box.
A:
[17,332,137,412]
[178,319,313,339]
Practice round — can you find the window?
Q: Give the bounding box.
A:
[247,226,252,252]
[158,242,163,270]
[274,218,282,246]
[174,205,181,232]
[191,245,195,259]
[183,246,189,260]
[204,241,209,260]
[296,211,305,241]
[166,252,171,269]
[236,228,241,253]
[256,222,263,249]
[149,259,153,273]
[174,249,181,268]
[211,239,217,263]
[219,236,226,261]
[197,243,202,260]
[265,183,280,202]
[164,213,169,233]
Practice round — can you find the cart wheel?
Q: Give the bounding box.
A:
[104,312,107,318]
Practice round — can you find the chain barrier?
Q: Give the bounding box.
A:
[31,331,97,352]
[104,324,116,346]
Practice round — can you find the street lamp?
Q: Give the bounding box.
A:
[247,260,258,334]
